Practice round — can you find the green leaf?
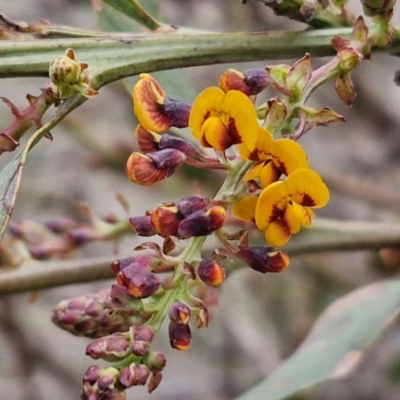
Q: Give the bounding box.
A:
[0,148,26,238]
[234,279,400,400]
[100,0,164,31]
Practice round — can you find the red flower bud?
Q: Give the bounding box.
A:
[197,259,226,286]
[168,321,192,351]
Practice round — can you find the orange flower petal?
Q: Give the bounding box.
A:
[259,161,281,187]
[189,87,225,141]
[221,90,259,151]
[202,116,234,151]
[243,162,264,182]
[133,74,171,133]
[238,127,274,161]
[255,181,289,231]
[232,195,258,222]
[285,168,329,208]
[189,87,259,151]
[271,138,309,175]
[265,219,291,247]
[283,203,301,234]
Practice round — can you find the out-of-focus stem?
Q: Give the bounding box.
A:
[2,218,400,294]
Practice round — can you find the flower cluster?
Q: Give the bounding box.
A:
[53,58,343,399]
[129,64,331,247]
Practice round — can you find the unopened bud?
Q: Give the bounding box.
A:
[147,372,163,393]
[168,321,192,351]
[219,68,270,95]
[237,246,289,273]
[97,367,120,390]
[126,149,186,186]
[86,334,130,362]
[177,206,226,239]
[176,195,210,217]
[143,351,167,373]
[197,259,226,286]
[158,133,201,158]
[118,363,150,388]
[150,204,182,237]
[52,290,132,338]
[129,325,154,356]
[49,48,97,99]
[119,270,160,298]
[129,215,156,237]
[169,302,191,324]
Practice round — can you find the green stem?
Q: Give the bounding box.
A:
[0,28,362,81]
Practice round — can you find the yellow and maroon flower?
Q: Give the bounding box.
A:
[255,168,329,246]
[133,73,191,133]
[188,87,259,151]
[239,128,309,187]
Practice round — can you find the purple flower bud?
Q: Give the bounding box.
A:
[163,98,191,128]
[86,334,130,362]
[97,367,119,390]
[168,321,192,351]
[237,246,290,273]
[118,363,150,388]
[197,259,226,286]
[158,134,201,158]
[52,290,132,338]
[177,206,226,239]
[128,216,156,237]
[169,302,191,324]
[175,195,210,217]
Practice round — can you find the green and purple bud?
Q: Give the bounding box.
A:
[143,351,167,373]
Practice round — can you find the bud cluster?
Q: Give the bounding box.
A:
[129,195,226,239]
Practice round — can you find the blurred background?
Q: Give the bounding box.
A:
[1,0,400,399]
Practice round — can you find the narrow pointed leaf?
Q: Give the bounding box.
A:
[234,279,400,400]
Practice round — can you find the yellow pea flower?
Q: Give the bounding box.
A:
[188,87,259,151]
